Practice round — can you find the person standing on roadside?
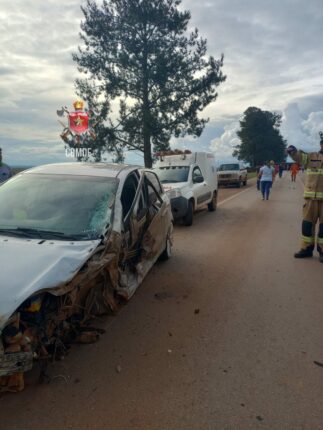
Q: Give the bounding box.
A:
[287,136,323,262]
[256,165,261,191]
[270,160,276,183]
[290,163,299,182]
[0,148,12,183]
[258,161,274,200]
[278,163,284,178]
[274,163,279,177]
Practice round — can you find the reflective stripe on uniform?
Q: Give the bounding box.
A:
[303,192,323,198]
[318,237,323,245]
[301,235,314,244]
[306,169,323,175]
[303,191,316,198]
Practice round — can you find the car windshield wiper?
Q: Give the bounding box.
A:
[32,229,82,240]
[0,227,80,240]
[0,228,40,238]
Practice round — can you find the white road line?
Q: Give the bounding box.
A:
[218,185,254,207]
[217,178,256,207]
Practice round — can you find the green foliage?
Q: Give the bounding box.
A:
[233,107,286,167]
[73,0,225,167]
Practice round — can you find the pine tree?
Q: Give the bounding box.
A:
[73,0,225,167]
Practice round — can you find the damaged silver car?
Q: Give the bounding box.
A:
[0,163,173,392]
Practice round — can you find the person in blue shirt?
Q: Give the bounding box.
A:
[0,148,12,183]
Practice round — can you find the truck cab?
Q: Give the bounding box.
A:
[154,152,218,226]
[217,163,247,188]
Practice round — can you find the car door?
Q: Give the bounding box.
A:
[121,171,148,262]
[141,171,172,259]
[192,166,212,208]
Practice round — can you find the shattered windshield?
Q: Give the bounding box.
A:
[218,164,240,171]
[155,166,189,183]
[0,173,118,240]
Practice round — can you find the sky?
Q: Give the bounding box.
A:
[0,0,322,167]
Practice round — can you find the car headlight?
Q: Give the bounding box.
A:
[167,188,182,199]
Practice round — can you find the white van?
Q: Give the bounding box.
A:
[154,152,218,226]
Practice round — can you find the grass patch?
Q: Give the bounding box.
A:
[247,171,257,179]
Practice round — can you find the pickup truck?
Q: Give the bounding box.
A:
[217,163,247,188]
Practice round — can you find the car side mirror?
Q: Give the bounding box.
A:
[193,175,204,184]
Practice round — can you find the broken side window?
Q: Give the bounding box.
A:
[121,172,139,220]
[145,171,163,195]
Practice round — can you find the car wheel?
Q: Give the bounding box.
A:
[159,233,172,261]
[183,200,194,226]
[208,191,217,212]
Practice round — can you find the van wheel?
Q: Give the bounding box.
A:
[159,234,172,261]
[208,191,217,212]
[183,200,193,226]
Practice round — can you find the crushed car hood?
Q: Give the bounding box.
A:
[0,236,100,329]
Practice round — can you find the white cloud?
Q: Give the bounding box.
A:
[281,103,310,148]
[209,121,240,162]
[281,103,323,151]
[209,101,323,164]
[302,112,323,143]
[0,0,323,165]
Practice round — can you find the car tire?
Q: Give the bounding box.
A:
[159,233,172,261]
[208,191,217,212]
[183,200,194,226]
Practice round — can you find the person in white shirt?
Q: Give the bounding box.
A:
[258,161,274,200]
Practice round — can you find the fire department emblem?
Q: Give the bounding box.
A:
[57,100,98,146]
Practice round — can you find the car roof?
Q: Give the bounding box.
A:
[23,162,140,179]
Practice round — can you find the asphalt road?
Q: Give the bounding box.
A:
[1,173,323,430]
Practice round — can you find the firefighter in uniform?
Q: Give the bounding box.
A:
[287,136,323,262]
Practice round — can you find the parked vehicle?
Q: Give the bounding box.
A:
[217,163,247,187]
[154,151,218,226]
[0,163,173,392]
